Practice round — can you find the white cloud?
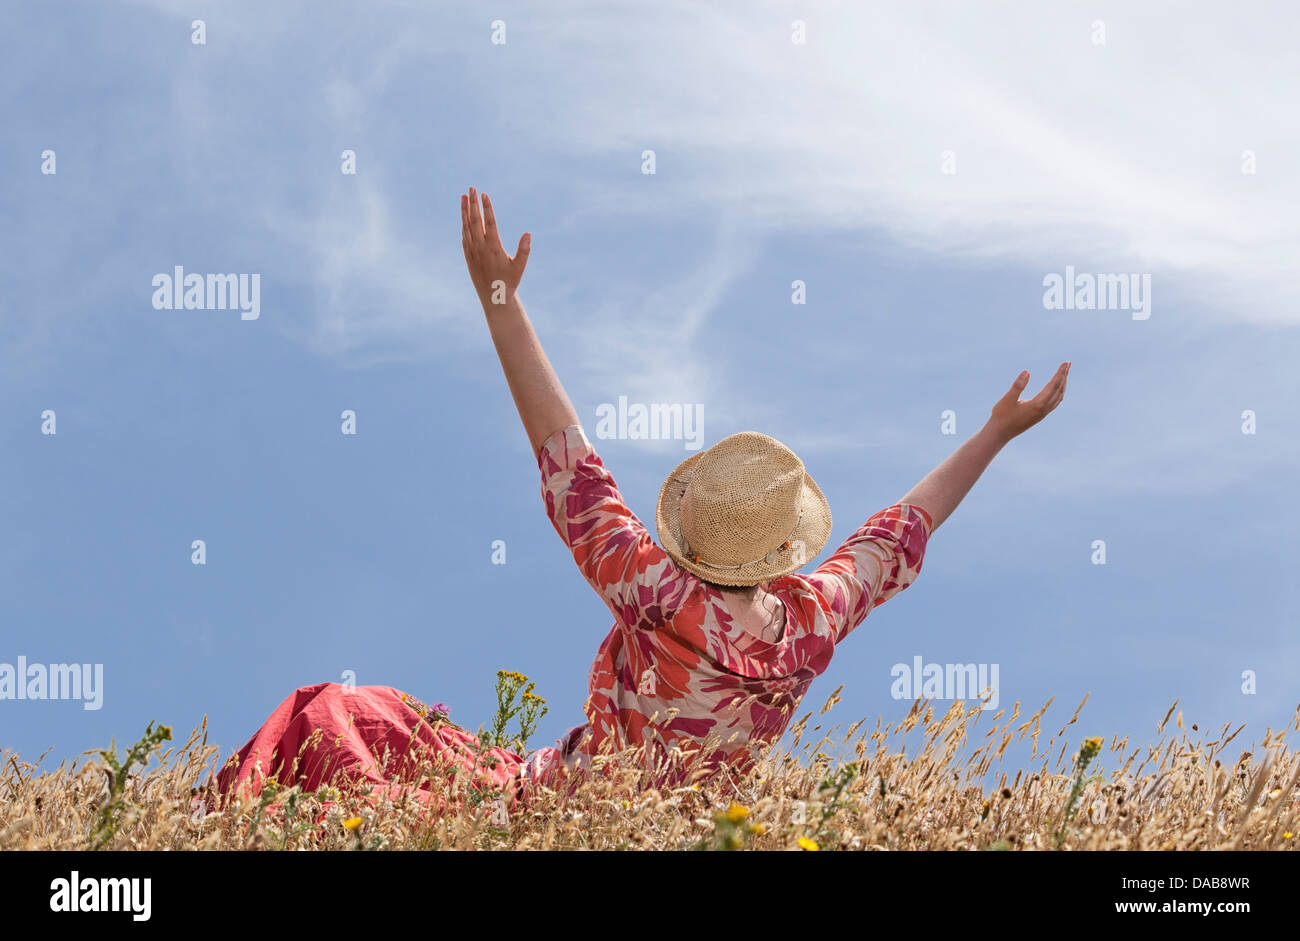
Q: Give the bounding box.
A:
[260,177,474,365]
[510,0,1300,323]
[554,219,759,428]
[102,0,1300,368]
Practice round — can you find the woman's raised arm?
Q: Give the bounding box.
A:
[899,362,1071,531]
[461,186,579,456]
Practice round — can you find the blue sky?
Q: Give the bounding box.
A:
[3,1,1299,783]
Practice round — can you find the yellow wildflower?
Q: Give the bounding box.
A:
[724,804,750,823]
[1079,736,1104,762]
[343,817,363,831]
[798,836,819,851]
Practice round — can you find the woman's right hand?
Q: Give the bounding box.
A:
[987,362,1071,442]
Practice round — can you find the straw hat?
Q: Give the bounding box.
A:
[655,431,832,587]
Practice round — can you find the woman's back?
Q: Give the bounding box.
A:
[520,424,934,790]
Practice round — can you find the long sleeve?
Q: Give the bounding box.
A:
[538,424,694,631]
[803,503,933,644]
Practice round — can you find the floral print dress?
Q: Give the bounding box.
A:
[215,423,933,808]
[517,424,933,790]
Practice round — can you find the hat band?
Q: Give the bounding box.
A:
[676,479,805,571]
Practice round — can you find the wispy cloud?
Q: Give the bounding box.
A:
[553,219,759,433]
[60,0,1300,376]
[512,0,1300,322]
[261,177,475,366]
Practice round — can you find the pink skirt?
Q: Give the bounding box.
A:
[212,683,560,813]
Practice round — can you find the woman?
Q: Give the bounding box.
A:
[214,188,1070,809]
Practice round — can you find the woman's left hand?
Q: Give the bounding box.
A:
[461,186,530,307]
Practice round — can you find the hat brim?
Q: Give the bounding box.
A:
[655,449,832,587]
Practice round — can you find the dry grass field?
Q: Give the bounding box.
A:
[3,687,1298,851]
